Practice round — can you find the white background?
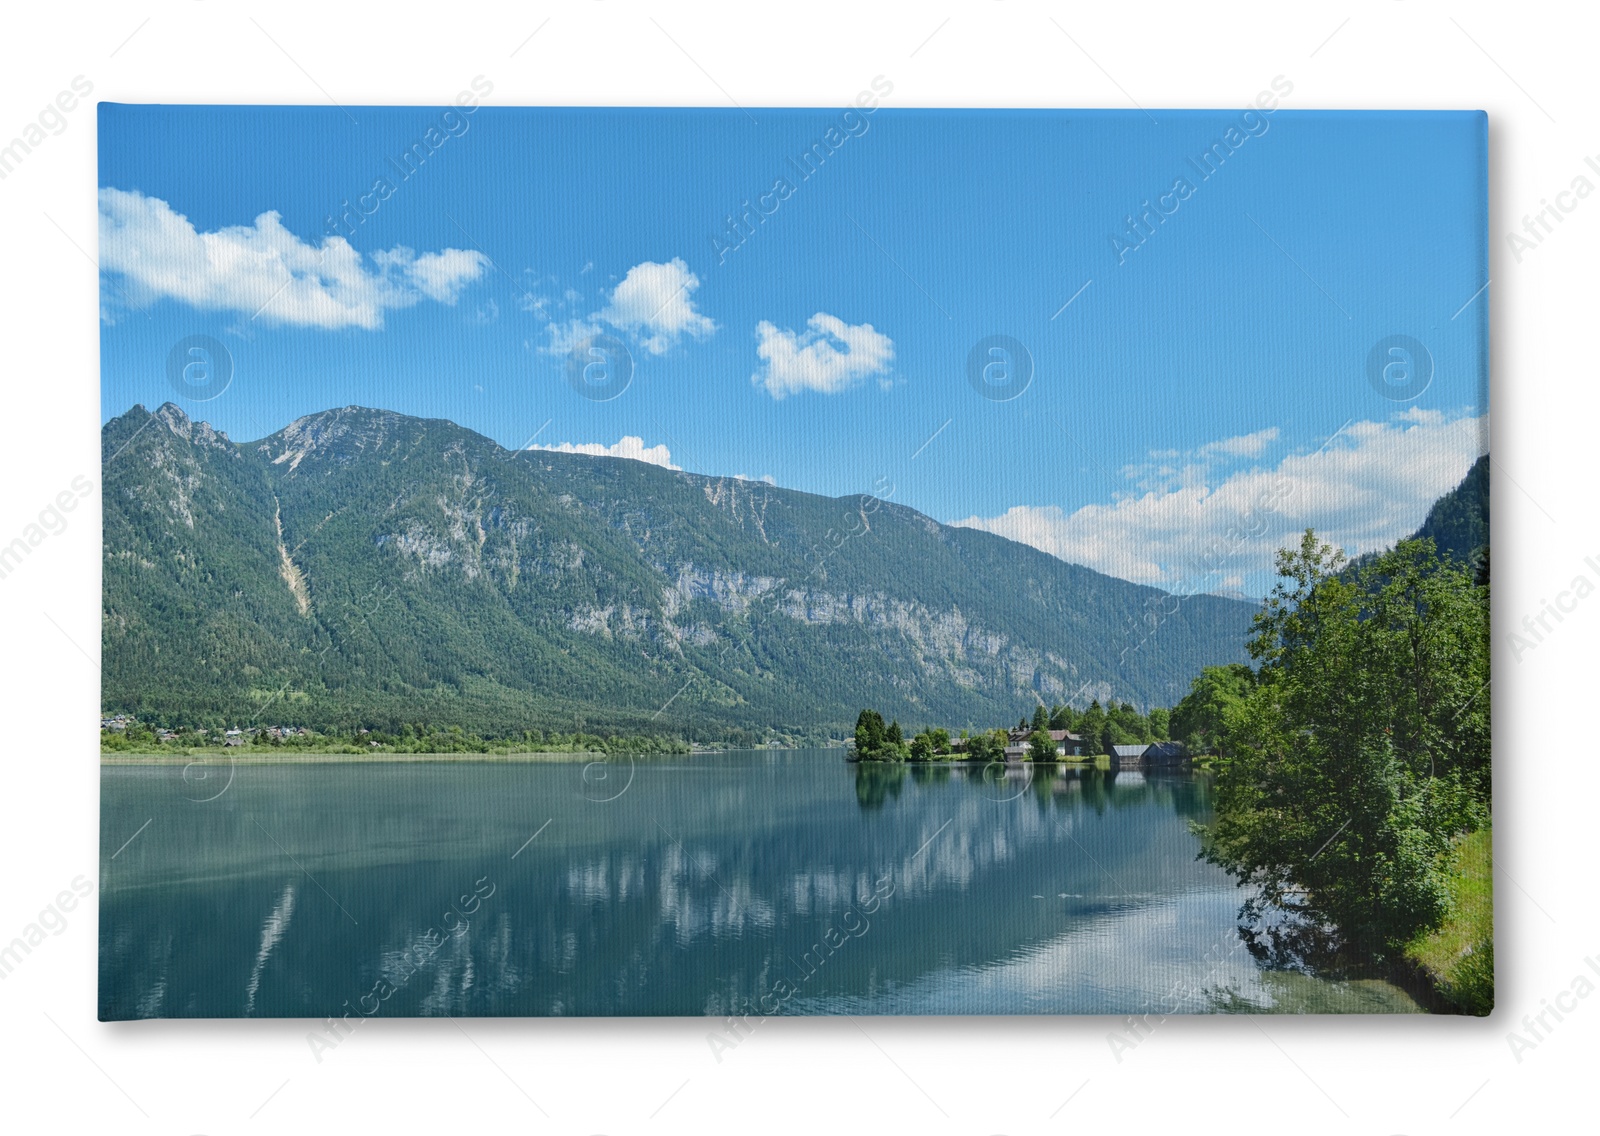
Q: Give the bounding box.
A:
[0,2,1592,1133]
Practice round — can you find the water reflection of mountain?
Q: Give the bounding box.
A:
[99,753,1240,1018]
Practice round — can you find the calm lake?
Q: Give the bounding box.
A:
[98,749,1420,1019]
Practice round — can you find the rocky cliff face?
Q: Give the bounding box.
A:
[102,404,1256,737]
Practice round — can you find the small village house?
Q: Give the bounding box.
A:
[1112,741,1189,768]
[1004,728,1087,761]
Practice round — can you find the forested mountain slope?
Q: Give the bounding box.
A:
[102,404,1257,740]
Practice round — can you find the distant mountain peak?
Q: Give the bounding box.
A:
[257,405,421,472]
[153,401,233,449]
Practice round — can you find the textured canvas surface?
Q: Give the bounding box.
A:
[96,99,1490,1020]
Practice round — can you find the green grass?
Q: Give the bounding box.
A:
[100,727,688,758]
[1406,826,1493,1015]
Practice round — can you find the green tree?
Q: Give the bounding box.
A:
[1202,531,1490,957]
[1030,704,1050,732]
[1027,727,1058,762]
[1171,663,1256,755]
[1077,700,1106,752]
[963,729,1006,764]
[1148,707,1170,741]
[1110,701,1151,743]
[1048,703,1075,731]
[854,708,887,756]
[886,719,904,746]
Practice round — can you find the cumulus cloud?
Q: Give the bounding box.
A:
[376,247,488,303]
[750,312,895,399]
[530,437,680,469]
[98,187,488,329]
[540,257,717,357]
[595,258,717,355]
[952,409,1487,592]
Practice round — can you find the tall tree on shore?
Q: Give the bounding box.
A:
[1202,531,1490,956]
[855,708,887,755]
[1171,664,1256,755]
[1148,707,1170,741]
[1077,701,1107,752]
[1111,701,1151,743]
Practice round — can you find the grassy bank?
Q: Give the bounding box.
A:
[100,751,635,765]
[102,724,690,759]
[1404,826,1493,1015]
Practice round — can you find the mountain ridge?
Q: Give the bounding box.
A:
[1412,452,1488,567]
[102,402,1260,741]
[1347,453,1488,581]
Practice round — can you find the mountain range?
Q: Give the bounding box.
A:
[102,404,1378,742]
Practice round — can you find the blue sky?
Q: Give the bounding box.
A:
[99,100,1488,596]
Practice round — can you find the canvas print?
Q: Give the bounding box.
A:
[96,94,1490,1023]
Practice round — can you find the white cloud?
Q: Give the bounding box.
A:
[540,257,717,357]
[952,409,1487,592]
[1198,426,1280,461]
[595,258,716,355]
[374,247,488,304]
[750,312,895,399]
[530,437,680,469]
[543,317,603,357]
[1127,427,1281,492]
[98,188,488,329]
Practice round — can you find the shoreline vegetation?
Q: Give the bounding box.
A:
[1190,531,1491,1015]
[845,699,1176,765]
[100,722,693,759]
[100,750,681,765]
[1401,827,1493,1014]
